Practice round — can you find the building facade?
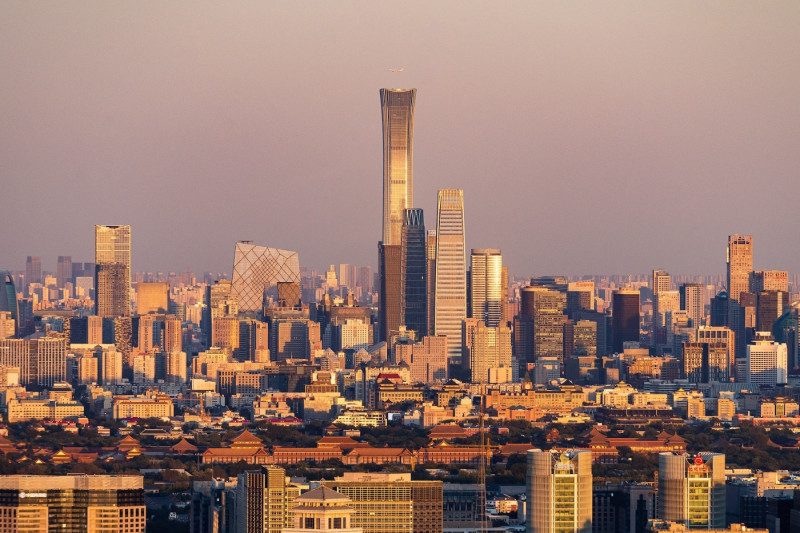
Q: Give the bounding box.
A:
[526,449,593,533]
[95,225,131,318]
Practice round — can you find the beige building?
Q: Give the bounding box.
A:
[7,398,85,423]
[526,449,592,533]
[323,472,442,533]
[112,393,174,419]
[0,475,145,533]
[136,282,169,314]
[283,486,363,533]
[236,467,300,533]
[462,319,512,384]
[394,335,448,383]
[658,452,725,528]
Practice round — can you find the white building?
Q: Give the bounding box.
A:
[747,337,788,386]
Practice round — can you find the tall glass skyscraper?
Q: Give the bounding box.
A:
[95,225,131,318]
[434,189,466,367]
[380,88,416,247]
[469,249,503,328]
[401,208,427,337]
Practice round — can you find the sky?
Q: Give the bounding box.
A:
[2,2,799,278]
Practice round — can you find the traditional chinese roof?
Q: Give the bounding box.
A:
[428,424,468,440]
[229,429,263,448]
[344,447,411,457]
[202,447,269,457]
[117,435,141,452]
[316,436,370,450]
[170,438,199,454]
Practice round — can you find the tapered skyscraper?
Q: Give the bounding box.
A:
[381,88,416,247]
[95,225,131,318]
[434,189,466,367]
[378,88,416,342]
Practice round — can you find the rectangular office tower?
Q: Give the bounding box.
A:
[95,225,131,318]
[526,449,592,533]
[433,189,467,367]
[401,208,427,337]
[380,88,416,247]
[0,475,145,533]
[727,234,753,360]
[469,249,503,327]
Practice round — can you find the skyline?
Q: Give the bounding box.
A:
[2,2,799,276]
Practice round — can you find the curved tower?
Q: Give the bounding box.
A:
[380,88,416,246]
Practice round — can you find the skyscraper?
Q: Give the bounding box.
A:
[137,281,169,314]
[612,289,640,353]
[652,269,671,330]
[95,225,131,318]
[380,88,416,247]
[25,256,42,287]
[0,272,18,336]
[526,449,592,533]
[657,452,726,528]
[680,282,705,327]
[518,286,566,366]
[230,242,300,313]
[236,467,300,533]
[433,189,466,367]
[727,234,753,360]
[378,243,402,342]
[469,249,503,327]
[56,255,72,288]
[401,208,427,337]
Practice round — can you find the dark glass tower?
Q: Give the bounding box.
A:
[0,271,18,336]
[401,208,427,337]
[612,288,640,353]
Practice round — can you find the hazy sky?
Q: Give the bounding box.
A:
[2,2,799,278]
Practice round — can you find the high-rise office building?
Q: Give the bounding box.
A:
[657,452,725,528]
[750,270,789,293]
[0,475,145,533]
[230,242,300,312]
[526,449,592,533]
[380,88,416,247]
[202,279,238,349]
[727,235,753,360]
[56,255,72,288]
[697,326,735,382]
[426,229,437,336]
[612,289,640,353]
[680,282,705,327]
[236,467,300,533]
[238,318,269,362]
[652,269,671,330]
[137,282,169,314]
[756,291,790,333]
[747,336,788,386]
[433,189,467,367]
[0,272,18,337]
[462,319,512,383]
[378,243,402,343]
[394,335,448,383]
[518,287,566,365]
[401,208,427,337]
[682,341,730,383]
[25,256,42,288]
[566,281,594,317]
[654,290,680,328]
[95,225,131,318]
[469,249,503,328]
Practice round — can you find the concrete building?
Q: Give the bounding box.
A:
[526,449,593,533]
[0,475,145,533]
[462,319,512,384]
[394,335,448,383]
[680,282,705,327]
